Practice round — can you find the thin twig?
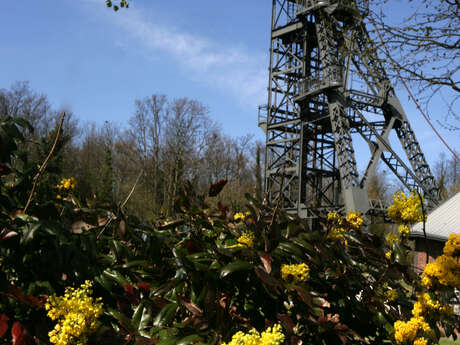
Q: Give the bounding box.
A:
[416,190,429,265]
[97,170,143,239]
[23,112,66,214]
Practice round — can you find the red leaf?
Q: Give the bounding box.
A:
[136,282,150,296]
[123,284,140,305]
[26,295,43,308]
[11,322,28,345]
[277,313,294,333]
[208,179,227,197]
[185,240,201,254]
[7,286,42,308]
[0,314,8,338]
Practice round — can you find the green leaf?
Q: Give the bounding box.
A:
[11,118,33,132]
[102,269,130,287]
[177,334,203,345]
[106,308,134,333]
[153,303,178,327]
[277,241,305,258]
[132,302,145,330]
[220,260,253,278]
[20,222,41,244]
[156,337,181,345]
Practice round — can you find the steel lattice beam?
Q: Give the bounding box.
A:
[261,0,439,220]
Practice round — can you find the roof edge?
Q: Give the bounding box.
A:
[410,231,448,242]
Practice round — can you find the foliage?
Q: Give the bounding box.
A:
[105,0,129,11]
[0,117,459,345]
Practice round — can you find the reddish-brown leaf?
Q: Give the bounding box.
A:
[277,313,294,333]
[259,253,272,274]
[208,179,227,197]
[136,282,150,296]
[0,314,8,338]
[11,322,28,345]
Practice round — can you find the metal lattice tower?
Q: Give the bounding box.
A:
[259,0,439,220]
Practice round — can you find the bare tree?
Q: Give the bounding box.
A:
[368,0,459,127]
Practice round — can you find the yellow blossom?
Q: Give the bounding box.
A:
[281,263,309,283]
[386,233,399,246]
[387,191,425,225]
[223,324,284,345]
[413,338,428,345]
[421,254,460,289]
[443,233,460,257]
[397,224,410,237]
[412,293,452,318]
[57,177,77,192]
[385,251,392,260]
[228,231,255,249]
[45,280,103,345]
[345,210,363,229]
[234,212,246,221]
[394,316,430,344]
[328,226,346,241]
[237,231,255,248]
[385,289,398,302]
[421,234,460,289]
[327,211,341,223]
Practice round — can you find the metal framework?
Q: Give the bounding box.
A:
[260,0,439,220]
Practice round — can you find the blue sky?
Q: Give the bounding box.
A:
[0,0,457,172]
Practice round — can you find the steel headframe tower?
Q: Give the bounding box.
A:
[259,0,439,220]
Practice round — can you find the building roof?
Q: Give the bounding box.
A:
[411,191,460,242]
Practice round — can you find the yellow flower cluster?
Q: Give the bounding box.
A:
[421,233,460,289]
[385,251,392,260]
[223,324,285,345]
[57,177,77,191]
[412,293,452,318]
[443,233,460,257]
[345,210,363,229]
[327,211,341,223]
[387,191,425,226]
[386,233,399,246]
[413,338,428,345]
[326,211,346,242]
[228,231,255,249]
[328,226,346,241]
[281,263,310,283]
[237,231,255,248]
[422,255,460,289]
[385,289,398,302]
[398,225,410,236]
[394,316,430,344]
[234,211,251,221]
[45,281,103,345]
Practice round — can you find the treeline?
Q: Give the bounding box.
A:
[1,81,458,221]
[0,81,264,220]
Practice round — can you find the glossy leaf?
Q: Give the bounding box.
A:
[220,260,253,278]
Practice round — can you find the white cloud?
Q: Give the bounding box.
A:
[89,2,268,107]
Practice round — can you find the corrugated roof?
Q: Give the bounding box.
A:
[411,191,460,242]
